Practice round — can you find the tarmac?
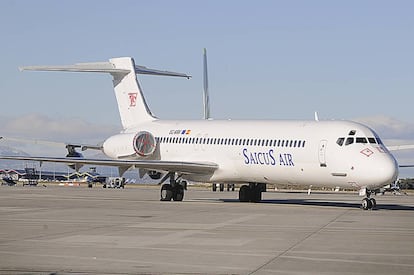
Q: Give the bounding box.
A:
[0,184,413,275]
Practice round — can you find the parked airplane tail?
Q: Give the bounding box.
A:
[20,57,191,130]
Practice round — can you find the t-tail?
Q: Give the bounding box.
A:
[20,57,191,130]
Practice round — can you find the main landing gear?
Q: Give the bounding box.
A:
[239,183,266,203]
[160,173,187,202]
[360,188,376,210]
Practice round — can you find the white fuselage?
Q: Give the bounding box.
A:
[103,119,399,190]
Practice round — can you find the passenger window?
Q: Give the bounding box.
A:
[336,138,345,146]
[345,137,354,145]
[356,137,367,144]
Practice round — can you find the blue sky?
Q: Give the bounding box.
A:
[1,1,414,175]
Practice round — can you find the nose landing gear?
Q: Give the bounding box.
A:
[361,197,376,210]
[360,188,376,210]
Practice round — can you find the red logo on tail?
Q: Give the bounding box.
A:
[128,93,138,107]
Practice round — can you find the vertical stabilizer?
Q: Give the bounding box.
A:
[203,48,211,119]
[109,57,155,129]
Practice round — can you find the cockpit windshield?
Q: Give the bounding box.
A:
[336,129,383,147]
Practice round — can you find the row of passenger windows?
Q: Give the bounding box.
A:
[336,137,382,146]
[156,136,306,148]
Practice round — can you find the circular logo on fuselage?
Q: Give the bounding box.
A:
[133,131,156,157]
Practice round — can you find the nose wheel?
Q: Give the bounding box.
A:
[361,197,376,210]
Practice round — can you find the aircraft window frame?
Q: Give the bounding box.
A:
[336,137,345,146]
[356,137,367,144]
[368,137,376,144]
[345,137,354,145]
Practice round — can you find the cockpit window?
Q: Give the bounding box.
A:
[356,137,367,144]
[368,137,376,144]
[348,130,356,136]
[376,138,383,145]
[336,137,345,146]
[345,137,354,145]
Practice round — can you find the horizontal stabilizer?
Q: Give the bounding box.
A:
[19,62,129,74]
[19,59,191,78]
[135,65,191,78]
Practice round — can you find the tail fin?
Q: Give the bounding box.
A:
[20,57,191,130]
[203,48,211,120]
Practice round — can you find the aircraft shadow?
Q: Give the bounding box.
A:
[218,198,414,211]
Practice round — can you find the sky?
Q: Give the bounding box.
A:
[1,0,414,176]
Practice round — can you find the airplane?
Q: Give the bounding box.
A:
[0,55,404,210]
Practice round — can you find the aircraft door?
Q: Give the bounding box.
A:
[319,140,327,167]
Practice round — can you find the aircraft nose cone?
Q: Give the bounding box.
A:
[374,154,398,185]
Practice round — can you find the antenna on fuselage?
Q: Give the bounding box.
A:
[314,111,319,121]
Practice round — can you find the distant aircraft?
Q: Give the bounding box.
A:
[0,55,407,210]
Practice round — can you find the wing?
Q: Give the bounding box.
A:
[384,143,414,168]
[387,144,414,151]
[0,156,218,175]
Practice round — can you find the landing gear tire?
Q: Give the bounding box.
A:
[250,187,262,203]
[219,183,224,192]
[239,185,250,202]
[212,183,217,192]
[239,184,263,203]
[361,197,373,210]
[369,198,376,209]
[172,185,184,201]
[161,184,173,201]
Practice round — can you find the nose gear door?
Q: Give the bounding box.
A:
[319,140,327,167]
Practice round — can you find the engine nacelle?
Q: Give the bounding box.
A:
[65,144,84,171]
[103,131,157,159]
